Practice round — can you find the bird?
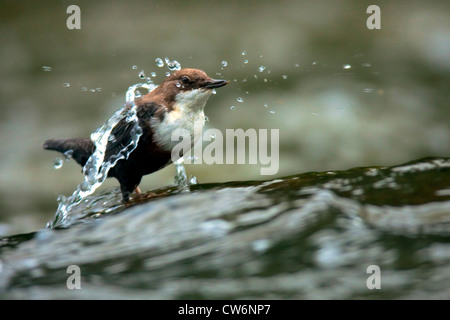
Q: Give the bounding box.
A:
[43,68,228,202]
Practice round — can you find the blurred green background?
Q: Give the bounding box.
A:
[0,0,449,234]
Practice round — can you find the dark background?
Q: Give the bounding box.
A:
[0,0,449,234]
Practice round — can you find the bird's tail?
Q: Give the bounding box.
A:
[43,138,95,167]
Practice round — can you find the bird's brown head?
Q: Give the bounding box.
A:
[149,68,228,110]
[163,68,228,91]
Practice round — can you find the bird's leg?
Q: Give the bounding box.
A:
[134,186,141,195]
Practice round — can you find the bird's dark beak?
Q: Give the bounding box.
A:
[204,79,229,89]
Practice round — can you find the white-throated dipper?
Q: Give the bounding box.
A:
[43,68,228,202]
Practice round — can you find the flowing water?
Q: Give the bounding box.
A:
[1,157,450,299]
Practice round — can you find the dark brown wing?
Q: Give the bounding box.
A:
[103,101,164,164]
[103,118,141,165]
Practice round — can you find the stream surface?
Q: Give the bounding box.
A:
[1,157,450,299]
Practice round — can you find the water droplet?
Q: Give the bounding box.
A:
[138,70,146,79]
[237,97,244,103]
[259,54,263,58]
[189,176,198,185]
[151,72,157,77]
[282,75,288,79]
[42,66,52,72]
[230,105,236,110]
[56,194,66,203]
[295,63,300,68]
[165,72,170,76]
[96,87,102,92]
[342,64,352,70]
[63,150,73,161]
[258,66,265,72]
[155,58,164,68]
[221,60,228,67]
[269,110,275,114]
[211,89,216,95]
[63,83,70,87]
[81,87,87,92]
[312,61,318,65]
[89,88,96,93]
[176,82,181,87]
[362,62,372,67]
[264,78,268,82]
[363,88,374,93]
[244,59,248,64]
[241,51,247,55]
[164,58,181,71]
[53,158,63,169]
[204,115,209,122]
[263,103,269,108]
[108,134,116,142]
[132,65,138,70]
[210,133,216,139]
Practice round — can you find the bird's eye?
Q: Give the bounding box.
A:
[181,76,190,85]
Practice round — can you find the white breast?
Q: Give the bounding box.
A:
[151,89,211,152]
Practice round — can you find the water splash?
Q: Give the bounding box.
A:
[47,59,193,228]
[155,58,164,68]
[46,82,156,229]
[174,158,190,192]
